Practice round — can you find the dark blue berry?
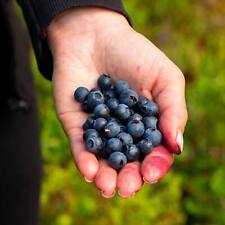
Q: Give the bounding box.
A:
[106,138,123,153]
[130,109,135,115]
[82,102,92,113]
[127,119,145,139]
[98,146,109,159]
[115,80,129,95]
[82,117,94,130]
[107,117,120,123]
[119,89,139,107]
[87,90,105,108]
[139,100,159,117]
[104,121,121,138]
[93,117,107,131]
[93,104,110,118]
[119,124,127,132]
[125,144,140,161]
[128,113,143,122]
[98,74,112,90]
[106,98,119,111]
[117,132,133,146]
[108,152,127,170]
[137,96,149,108]
[104,89,116,101]
[143,116,158,129]
[85,136,103,154]
[74,87,89,103]
[144,129,162,146]
[83,129,99,140]
[114,104,131,120]
[138,139,153,155]
[90,87,101,92]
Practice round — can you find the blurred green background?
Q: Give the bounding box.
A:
[27,0,225,225]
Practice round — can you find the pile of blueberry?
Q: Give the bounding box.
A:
[74,75,162,170]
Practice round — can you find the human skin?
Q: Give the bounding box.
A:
[47,7,188,198]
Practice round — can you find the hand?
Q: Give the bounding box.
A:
[47,8,188,198]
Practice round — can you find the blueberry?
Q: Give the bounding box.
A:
[119,89,139,107]
[106,138,123,153]
[144,129,162,146]
[106,98,119,111]
[93,117,107,131]
[81,102,92,113]
[85,136,103,154]
[127,119,145,139]
[114,104,131,120]
[107,119,127,132]
[125,144,140,161]
[104,121,121,138]
[117,132,133,146]
[138,139,153,155]
[83,129,99,140]
[107,117,120,123]
[119,124,127,132]
[139,100,159,117]
[98,146,109,159]
[143,116,158,129]
[130,109,135,115]
[74,87,89,103]
[90,87,101,92]
[114,80,129,95]
[82,117,94,130]
[93,104,110,118]
[104,89,116,101]
[137,96,149,108]
[116,121,127,132]
[98,74,112,90]
[87,90,105,108]
[128,113,143,122]
[108,152,127,170]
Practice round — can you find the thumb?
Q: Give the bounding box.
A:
[152,60,188,154]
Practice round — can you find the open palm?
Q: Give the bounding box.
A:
[48,8,188,198]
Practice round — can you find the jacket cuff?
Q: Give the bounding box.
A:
[18,0,131,80]
[31,0,130,31]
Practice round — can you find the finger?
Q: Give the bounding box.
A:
[141,146,174,184]
[152,60,188,154]
[68,123,99,181]
[117,162,143,198]
[95,160,117,198]
[52,65,101,181]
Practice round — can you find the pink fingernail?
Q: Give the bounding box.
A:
[101,190,116,199]
[84,177,93,183]
[145,165,161,183]
[143,177,158,184]
[118,190,135,198]
[176,132,183,153]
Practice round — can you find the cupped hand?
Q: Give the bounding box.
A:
[47,8,188,198]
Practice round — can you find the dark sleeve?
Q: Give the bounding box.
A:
[17,0,130,80]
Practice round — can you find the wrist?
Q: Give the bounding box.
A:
[47,7,129,55]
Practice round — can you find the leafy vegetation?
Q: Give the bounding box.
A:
[30,1,225,224]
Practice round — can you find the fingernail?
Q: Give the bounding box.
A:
[143,177,158,184]
[101,190,116,198]
[176,132,183,153]
[84,177,93,183]
[118,190,135,198]
[144,166,161,184]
